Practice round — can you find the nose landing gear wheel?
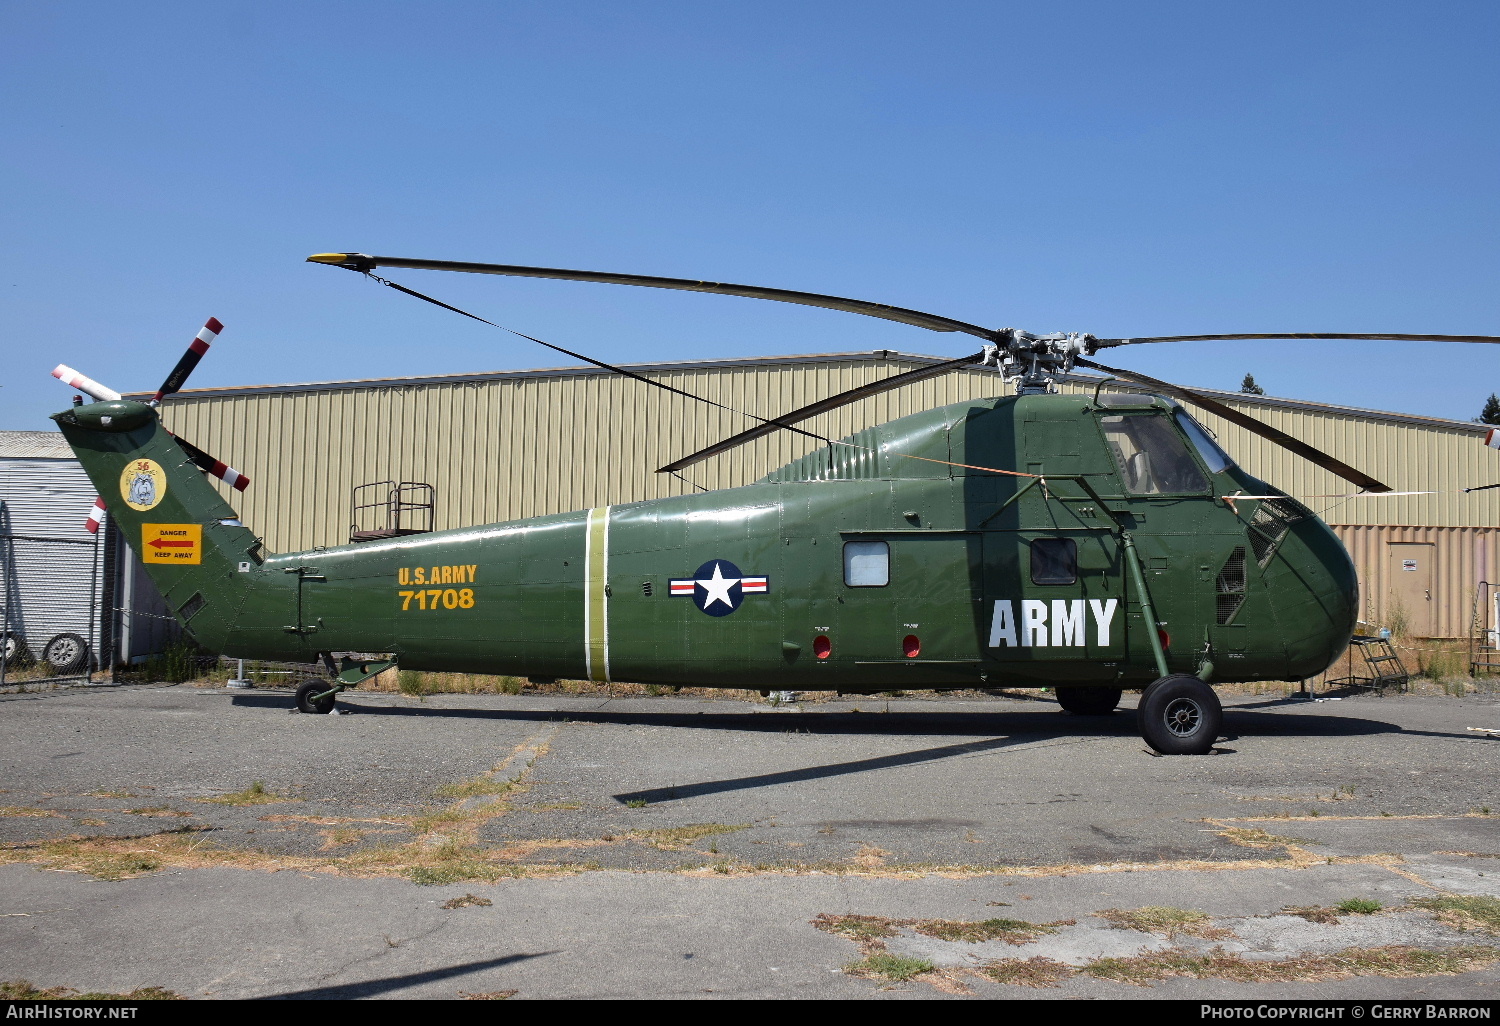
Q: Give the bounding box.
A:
[1055,686,1122,715]
[295,680,336,714]
[1138,674,1221,755]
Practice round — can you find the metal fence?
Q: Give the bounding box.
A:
[0,529,105,687]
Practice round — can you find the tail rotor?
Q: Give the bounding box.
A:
[52,318,251,534]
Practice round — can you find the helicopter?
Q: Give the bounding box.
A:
[47,253,1500,755]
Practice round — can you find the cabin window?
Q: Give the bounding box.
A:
[1030,538,1077,585]
[1099,414,1210,494]
[843,541,890,587]
[1175,410,1234,474]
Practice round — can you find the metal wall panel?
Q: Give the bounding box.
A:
[0,457,105,664]
[151,353,1500,560]
[1331,525,1499,640]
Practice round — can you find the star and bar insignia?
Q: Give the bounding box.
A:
[669,560,768,617]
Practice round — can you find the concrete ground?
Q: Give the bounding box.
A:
[1,683,1498,999]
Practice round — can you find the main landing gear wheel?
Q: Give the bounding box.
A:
[295,680,336,714]
[1055,686,1122,715]
[1138,674,1222,755]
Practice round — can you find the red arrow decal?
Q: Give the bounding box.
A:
[148,537,195,549]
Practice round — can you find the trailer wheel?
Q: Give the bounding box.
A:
[42,633,88,674]
[1055,686,1121,715]
[295,680,336,715]
[1138,675,1221,755]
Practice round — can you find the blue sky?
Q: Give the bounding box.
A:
[2,1,1496,431]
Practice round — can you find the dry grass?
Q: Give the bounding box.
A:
[0,826,270,881]
[442,893,493,909]
[318,828,366,850]
[1219,826,1310,849]
[434,777,519,801]
[0,807,61,818]
[1410,895,1500,934]
[1081,945,1500,986]
[1282,905,1343,924]
[199,781,290,806]
[460,989,517,1000]
[813,912,1068,947]
[812,914,903,942]
[912,917,1071,944]
[125,807,192,818]
[627,823,749,850]
[0,980,183,1000]
[1094,906,1235,940]
[980,957,1075,988]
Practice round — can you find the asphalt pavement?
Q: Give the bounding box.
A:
[1,683,1498,999]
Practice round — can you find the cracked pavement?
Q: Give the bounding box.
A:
[0,682,1498,998]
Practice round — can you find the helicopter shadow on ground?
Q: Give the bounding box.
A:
[226,693,1450,744]
[264,952,555,1000]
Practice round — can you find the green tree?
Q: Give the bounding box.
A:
[1240,373,1265,396]
[1479,394,1500,425]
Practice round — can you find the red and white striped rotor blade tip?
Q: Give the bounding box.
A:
[84,496,106,534]
[151,317,224,404]
[52,365,122,402]
[170,432,250,491]
[211,459,250,492]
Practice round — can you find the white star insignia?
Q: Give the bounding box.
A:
[696,562,741,609]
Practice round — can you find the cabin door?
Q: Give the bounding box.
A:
[980,529,1125,683]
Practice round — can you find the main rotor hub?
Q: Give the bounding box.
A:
[981,330,1099,394]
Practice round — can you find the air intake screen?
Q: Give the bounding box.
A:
[1215,546,1246,625]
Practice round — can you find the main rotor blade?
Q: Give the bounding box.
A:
[657,351,986,473]
[1093,332,1500,347]
[307,253,1001,341]
[1076,357,1392,493]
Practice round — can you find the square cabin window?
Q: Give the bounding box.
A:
[844,541,890,587]
[1030,538,1077,585]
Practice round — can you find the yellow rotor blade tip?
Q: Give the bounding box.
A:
[306,253,350,264]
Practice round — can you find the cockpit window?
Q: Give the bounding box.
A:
[1099,414,1210,494]
[1174,410,1234,474]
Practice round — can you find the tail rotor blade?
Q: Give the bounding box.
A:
[657,351,986,473]
[84,496,106,534]
[51,365,122,403]
[1076,357,1392,493]
[171,432,250,491]
[151,317,224,405]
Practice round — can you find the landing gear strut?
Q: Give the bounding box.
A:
[293,654,399,714]
[1138,674,1221,755]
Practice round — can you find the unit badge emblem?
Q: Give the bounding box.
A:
[120,458,167,512]
[670,560,768,617]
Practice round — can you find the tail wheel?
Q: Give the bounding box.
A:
[1138,674,1222,755]
[42,633,88,674]
[295,680,336,714]
[1055,686,1122,715]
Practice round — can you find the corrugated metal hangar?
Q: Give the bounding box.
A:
[0,432,175,675]
[135,350,1500,643]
